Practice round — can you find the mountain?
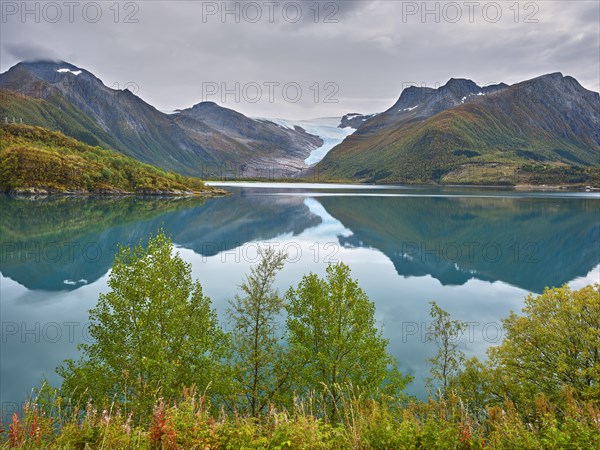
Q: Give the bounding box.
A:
[0,61,207,173]
[316,74,600,185]
[0,60,322,178]
[174,102,322,177]
[0,123,225,196]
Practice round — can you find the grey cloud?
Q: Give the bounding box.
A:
[3,43,61,61]
[0,0,597,119]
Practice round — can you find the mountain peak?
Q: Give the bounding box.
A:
[17,58,68,66]
[184,101,245,119]
[316,71,600,185]
[446,77,477,84]
[540,72,564,79]
[520,72,566,86]
[16,59,79,71]
[192,101,218,108]
[442,78,480,93]
[4,59,96,85]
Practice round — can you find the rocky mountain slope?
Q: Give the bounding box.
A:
[174,102,322,177]
[0,60,322,178]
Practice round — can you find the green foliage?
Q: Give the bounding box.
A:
[227,247,289,416]
[431,284,600,421]
[487,283,600,412]
[285,263,410,421]
[57,231,231,420]
[426,301,466,398]
[451,356,492,415]
[0,124,217,194]
[513,163,600,186]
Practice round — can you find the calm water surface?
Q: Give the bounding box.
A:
[1,183,599,414]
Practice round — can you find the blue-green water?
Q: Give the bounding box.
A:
[1,184,599,417]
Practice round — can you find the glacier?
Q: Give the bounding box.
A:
[257,117,355,165]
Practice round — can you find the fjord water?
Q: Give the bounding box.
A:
[1,185,599,412]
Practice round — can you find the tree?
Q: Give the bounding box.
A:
[57,231,230,419]
[426,301,466,398]
[227,247,287,417]
[285,263,409,421]
[487,284,600,411]
[451,356,492,415]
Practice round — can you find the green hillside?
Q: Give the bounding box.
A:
[0,124,224,195]
[317,104,600,186]
[0,90,123,150]
[316,74,600,187]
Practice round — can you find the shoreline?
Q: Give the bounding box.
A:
[2,187,230,197]
[205,180,599,192]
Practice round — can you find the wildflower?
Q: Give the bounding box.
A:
[8,413,24,447]
[123,412,133,435]
[101,409,110,426]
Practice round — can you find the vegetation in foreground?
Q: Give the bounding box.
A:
[0,124,223,195]
[2,232,598,449]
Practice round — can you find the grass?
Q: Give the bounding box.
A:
[2,385,598,449]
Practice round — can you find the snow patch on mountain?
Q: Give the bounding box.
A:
[57,68,82,76]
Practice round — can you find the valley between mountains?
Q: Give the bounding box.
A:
[1,60,599,190]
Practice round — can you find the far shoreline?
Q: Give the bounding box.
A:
[205,180,599,193]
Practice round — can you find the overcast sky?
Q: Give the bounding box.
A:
[1,0,599,119]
